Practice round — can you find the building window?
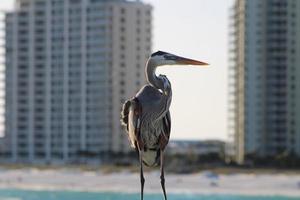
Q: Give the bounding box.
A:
[136,9,140,16]
[120,71,125,77]
[70,0,80,4]
[121,8,125,14]
[120,26,125,32]
[146,10,151,16]
[120,80,125,85]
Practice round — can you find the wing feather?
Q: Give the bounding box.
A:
[161,111,171,150]
[120,99,132,131]
[121,98,142,149]
[164,111,171,138]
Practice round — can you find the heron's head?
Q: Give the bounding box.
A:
[149,51,209,67]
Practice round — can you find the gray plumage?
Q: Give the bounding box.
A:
[121,83,171,166]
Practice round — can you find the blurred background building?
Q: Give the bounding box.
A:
[167,140,225,156]
[228,0,300,164]
[3,0,151,163]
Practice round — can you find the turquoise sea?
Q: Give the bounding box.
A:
[0,189,298,200]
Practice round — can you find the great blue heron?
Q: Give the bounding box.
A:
[121,51,208,200]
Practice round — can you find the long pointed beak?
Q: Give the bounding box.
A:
[175,55,209,66]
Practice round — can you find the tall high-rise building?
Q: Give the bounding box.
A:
[4,0,152,163]
[228,0,300,164]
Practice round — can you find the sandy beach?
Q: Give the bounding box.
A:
[0,168,299,197]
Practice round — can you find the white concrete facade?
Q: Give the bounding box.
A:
[228,0,300,163]
[4,0,151,163]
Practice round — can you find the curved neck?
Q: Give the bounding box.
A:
[145,59,162,89]
[145,59,172,121]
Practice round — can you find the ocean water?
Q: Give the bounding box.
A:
[0,189,298,200]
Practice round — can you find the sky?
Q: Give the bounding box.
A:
[144,0,233,140]
[0,0,233,141]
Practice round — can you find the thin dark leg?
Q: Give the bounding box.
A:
[160,150,167,200]
[139,151,145,200]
